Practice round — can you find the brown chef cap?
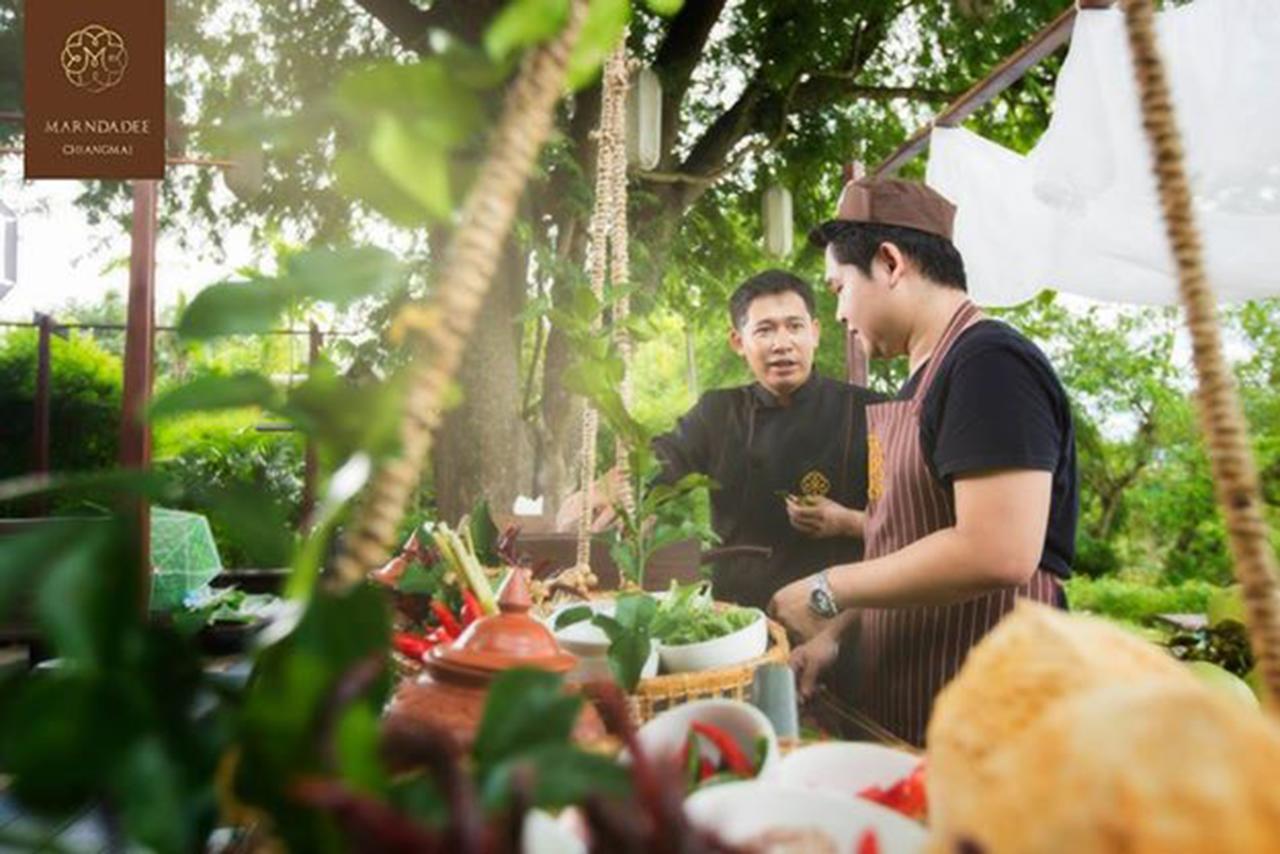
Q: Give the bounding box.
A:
[833,177,957,240]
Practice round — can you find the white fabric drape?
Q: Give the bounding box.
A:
[925,0,1280,306]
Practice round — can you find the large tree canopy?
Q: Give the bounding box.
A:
[1,0,1070,519]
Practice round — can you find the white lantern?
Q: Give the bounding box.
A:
[224,145,265,200]
[763,183,793,257]
[626,66,662,171]
[0,199,16,302]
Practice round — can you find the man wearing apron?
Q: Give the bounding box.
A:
[562,269,883,611]
[769,178,1077,747]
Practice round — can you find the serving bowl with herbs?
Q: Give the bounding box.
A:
[550,581,769,688]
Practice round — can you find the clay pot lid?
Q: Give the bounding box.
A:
[427,567,577,675]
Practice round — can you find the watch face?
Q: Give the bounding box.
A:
[810,587,836,618]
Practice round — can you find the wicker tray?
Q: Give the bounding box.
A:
[391,612,791,725]
[628,617,790,723]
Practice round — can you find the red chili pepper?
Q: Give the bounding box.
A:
[424,626,453,646]
[690,722,753,777]
[392,632,433,660]
[858,762,927,821]
[461,590,483,627]
[856,828,880,854]
[430,601,462,639]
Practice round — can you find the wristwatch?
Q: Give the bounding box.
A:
[808,570,839,619]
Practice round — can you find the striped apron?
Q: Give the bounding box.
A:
[854,299,1062,747]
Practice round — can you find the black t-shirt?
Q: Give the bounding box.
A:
[652,373,885,608]
[897,319,1077,578]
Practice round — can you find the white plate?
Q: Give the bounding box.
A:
[632,698,779,774]
[764,741,920,796]
[685,781,927,853]
[657,608,768,673]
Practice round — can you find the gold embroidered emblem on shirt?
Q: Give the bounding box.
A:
[867,431,885,502]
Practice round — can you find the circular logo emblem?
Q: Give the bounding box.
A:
[61,25,129,94]
[799,469,831,498]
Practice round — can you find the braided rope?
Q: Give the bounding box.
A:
[574,39,634,568]
[331,1,588,586]
[1121,0,1280,711]
[608,50,637,519]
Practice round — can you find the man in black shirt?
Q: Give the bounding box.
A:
[768,178,1077,745]
[562,270,882,610]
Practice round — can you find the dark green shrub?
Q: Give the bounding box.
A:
[0,329,122,481]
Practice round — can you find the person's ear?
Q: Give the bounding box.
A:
[810,316,821,345]
[880,243,907,288]
[729,325,745,355]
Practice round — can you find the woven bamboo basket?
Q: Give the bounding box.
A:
[627,616,790,723]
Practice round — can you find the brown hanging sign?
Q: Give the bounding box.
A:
[23,0,165,179]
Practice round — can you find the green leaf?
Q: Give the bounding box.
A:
[481,744,630,811]
[468,497,501,565]
[148,372,280,420]
[335,150,430,227]
[484,0,570,61]
[113,736,191,853]
[335,60,481,136]
[642,0,682,15]
[336,704,390,795]
[605,624,651,692]
[613,592,657,630]
[34,518,139,667]
[397,558,447,596]
[567,0,631,90]
[284,247,404,307]
[200,484,295,570]
[281,360,407,464]
[553,605,593,630]
[369,113,453,221]
[236,585,390,848]
[177,277,293,340]
[472,669,582,773]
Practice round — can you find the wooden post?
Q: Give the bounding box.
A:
[841,162,869,388]
[120,179,158,612]
[300,321,322,531]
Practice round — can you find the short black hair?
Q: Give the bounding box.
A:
[808,220,967,292]
[728,270,817,330]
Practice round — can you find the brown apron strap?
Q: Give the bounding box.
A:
[909,300,982,411]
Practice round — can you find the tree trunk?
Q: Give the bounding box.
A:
[432,237,533,524]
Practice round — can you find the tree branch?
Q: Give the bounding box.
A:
[350,0,504,53]
[651,0,731,168]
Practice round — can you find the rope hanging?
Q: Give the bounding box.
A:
[574,39,636,572]
[1120,0,1280,711]
[330,1,588,586]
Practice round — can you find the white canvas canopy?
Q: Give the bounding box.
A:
[926,0,1280,306]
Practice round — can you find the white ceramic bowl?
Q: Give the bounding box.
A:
[764,742,921,797]
[549,600,659,682]
[632,698,779,774]
[523,808,585,854]
[549,601,614,657]
[684,781,928,853]
[657,608,768,673]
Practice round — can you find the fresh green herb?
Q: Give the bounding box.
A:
[649,581,758,646]
[553,605,594,630]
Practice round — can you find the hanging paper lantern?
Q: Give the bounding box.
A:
[0,199,16,302]
[763,183,793,257]
[224,145,265,200]
[626,66,662,171]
